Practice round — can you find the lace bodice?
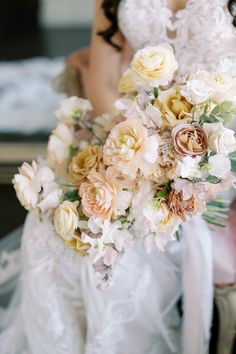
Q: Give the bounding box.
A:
[118,0,236,74]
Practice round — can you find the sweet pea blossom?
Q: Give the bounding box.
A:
[47,123,74,167]
[81,217,133,264]
[55,96,93,122]
[208,154,231,179]
[37,182,63,214]
[175,156,202,179]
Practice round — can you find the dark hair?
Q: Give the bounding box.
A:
[97,0,122,51]
[99,0,236,50]
[228,0,236,26]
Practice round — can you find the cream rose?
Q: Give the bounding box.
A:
[203,122,236,154]
[103,117,159,179]
[47,123,73,167]
[54,201,79,241]
[130,44,178,87]
[55,96,93,122]
[172,123,208,156]
[156,87,192,127]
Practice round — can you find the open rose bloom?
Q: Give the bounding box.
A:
[13,45,236,288]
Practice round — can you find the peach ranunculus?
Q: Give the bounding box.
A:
[155,87,193,127]
[130,45,178,87]
[172,123,208,156]
[103,118,160,179]
[69,145,103,186]
[79,168,132,220]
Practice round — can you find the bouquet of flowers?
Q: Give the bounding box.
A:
[13,44,236,288]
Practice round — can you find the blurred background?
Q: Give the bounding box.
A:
[0,0,93,239]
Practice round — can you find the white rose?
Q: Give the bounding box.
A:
[130,44,178,87]
[12,161,41,211]
[47,123,73,167]
[208,154,231,179]
[54,201,79,241]
[55,96,93,122]
[203,122,236,154]
[181,79,213,104]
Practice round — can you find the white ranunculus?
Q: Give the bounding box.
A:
[12,161,41,211]
[208,154,231,179]
[209,72,236,102]
[54,201,79,241]
[203,122,236,155]
[181,79,213,104]
[55,96,93,122]
[176,156,202,179]
[47,123,73,167]
[38,182,63,214]
[130,44,178,87]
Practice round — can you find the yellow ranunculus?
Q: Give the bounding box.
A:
[155,87,192,127]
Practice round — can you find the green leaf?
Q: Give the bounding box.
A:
[229,151,236,159]
[206,175,221,184]
[230,159,236,173]
[64,190,80,202]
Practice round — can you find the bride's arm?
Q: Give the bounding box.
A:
[87,0,124,116]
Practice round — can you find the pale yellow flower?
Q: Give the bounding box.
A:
[69,145,103,186]
[54,201,79,241]
[155,87,192,127]
[118,69,137,93]
[130,45,178,87]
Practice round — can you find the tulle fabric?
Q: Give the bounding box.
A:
[1,212,184,354]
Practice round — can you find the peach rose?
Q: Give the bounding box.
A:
[103,118,159,179]
[79,168,132,220]
[69,145,103,186]
[172,123,207,156]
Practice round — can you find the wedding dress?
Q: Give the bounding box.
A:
[1,1,236,353]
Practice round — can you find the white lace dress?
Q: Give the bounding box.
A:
[1,1,236,353]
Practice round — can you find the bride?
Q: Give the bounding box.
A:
[1,1,236,353]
